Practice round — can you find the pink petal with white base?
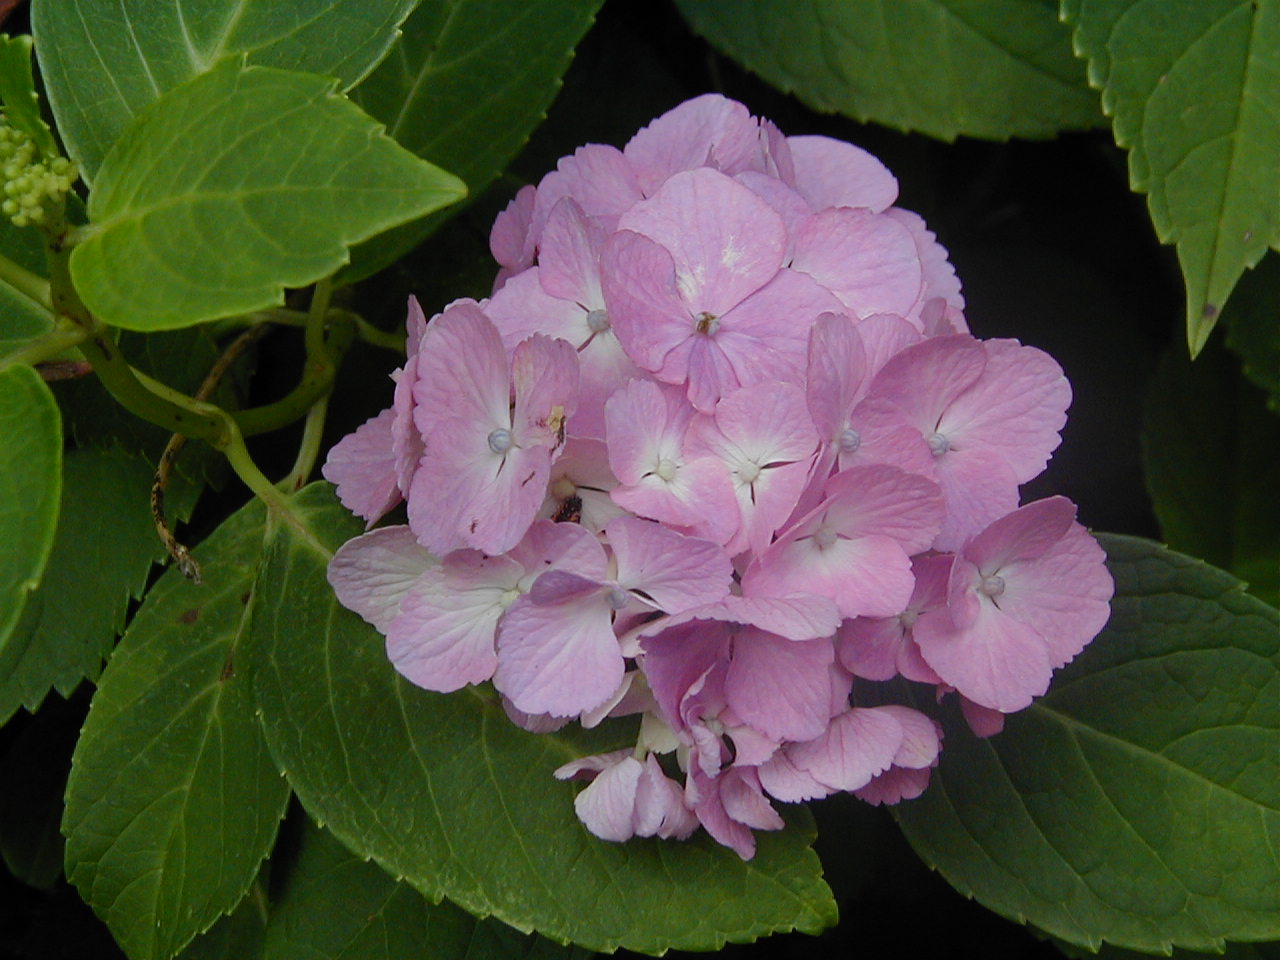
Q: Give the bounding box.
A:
[600,230,694,374]
[618,168,786,317]
[940,338,1070,483]
[915,567,1055,712]
[747,530,914,620]
[385,550,524,692]
[328,526,434,631]
[624,94,760,193]
[635,755,698,839]
[786,134,898,212]
[322,407,400,525]
[607,516,733,612]
[725,629,834,742]
[495,592,624,716]
[538,197,608,305]
[791,208,923,318]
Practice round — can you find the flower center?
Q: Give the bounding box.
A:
[607,587,631,611]
[926,431,950,456]
[838,427,862,453]
[980,575,1006,598]
[586,308,611,333]
[487,428,513,454]
[738,461,761,484]
[695,311,720,335]
[550,477,576,500]
[812,526,838,550]
[655,458,678,481]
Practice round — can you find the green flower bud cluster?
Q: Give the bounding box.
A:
[0,120,76,228]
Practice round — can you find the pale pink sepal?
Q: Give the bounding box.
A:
[725,630,835,743]
[790,208,923,319]
[327,526,434,631]
[786,135,898,212]
[322,407,400,526]
[624,94,761,194]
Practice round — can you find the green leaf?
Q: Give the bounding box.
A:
[0,364,60,650]
[31,0,421,183]
[1062,0,1280,354]
[1143,339,1280,606]
[0,33,59,158]
[70,59,466,331]
[176,881,268,960]
[893,534,1280,954]
[63,496,291,960]
[0,279,54,359]
[246,484,836,955]
[264,819,588,960]
[342,0,603,282]
[0,445,200,723]
[673,0,1101,141]
[1223,250,1280,411]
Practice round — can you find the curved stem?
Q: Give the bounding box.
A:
[0,251,52,309]
[0,322,86,373]
[78,334,229,444]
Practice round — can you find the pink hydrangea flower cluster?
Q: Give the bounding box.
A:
[323,96,1114,859]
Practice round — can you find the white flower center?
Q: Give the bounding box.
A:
[838,427,862,453]
[695,311,720,336]
[586,308,610,333]
[812,526,838,550]
[551,477,576,500]
[607,587,631,611]
[926,431,950,456]
[655,458,678,482]
[488,428,513,454]
[980,575,1006,598]
[738,461,761,484]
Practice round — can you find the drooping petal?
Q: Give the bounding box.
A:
[785,706,904,792]
[572,755,644,842]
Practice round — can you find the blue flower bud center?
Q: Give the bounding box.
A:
[487,428,513,454]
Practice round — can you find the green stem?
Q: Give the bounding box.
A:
[0,251,52,309]
[306,278,332,359]
[0,322,86,373]
[283,394,330,491]
[233,310,354,436]
[78,334,229,444]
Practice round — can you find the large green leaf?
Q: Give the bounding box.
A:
[70,60,465,331]
[264,820,587,960]
[0,32,59,158]
[893,534,1280,953]
[1143,340,1280,606]
[0,281,54,360]
[0,445,200,723]
[1223,250,1280,412]
[0,364,60,650]
[246,484,836,955]
[1062,0,1280,354]
[31,0,420,183]
[63,496,291,960]
[673,0,1101,141]
[343,0,603,282]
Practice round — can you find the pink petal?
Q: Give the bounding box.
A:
[606,516,733,612]
[964,496,1078,572]
[485,267,586,350]
[705,594,842,641]
[790,208,923,318]
[854,766,933,806]
[618,167,786,317]
[959,695,1006,738]
[532,144,645,241]
[786,706,904,792]
[757,749,836,802]
[495,593,624,716]
[600,230,693,374]
[786,134,898,212]
[538,197,607,306]
[512,333,579,446]
[931,448,1021,552]
[634,754,698,839]
[573,755,643,842]
[490,184,536,274]
[866,334,987,437]
[884,208,964,321]
[725,630,834,743]
[624,94,760,193]
[806,312,869,441]
[327,526,434,631]
[746,531,914,620]
[323,407,400,525]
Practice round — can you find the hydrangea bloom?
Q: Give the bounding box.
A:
[324,94,1114,860]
